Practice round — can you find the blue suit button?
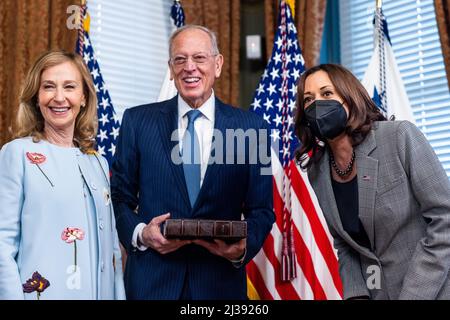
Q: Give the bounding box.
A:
[101,261,105,272]
[99,222,104,230]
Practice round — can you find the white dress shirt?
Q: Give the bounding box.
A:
[132,93,216,250]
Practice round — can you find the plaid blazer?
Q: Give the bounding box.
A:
[308,121,450,300]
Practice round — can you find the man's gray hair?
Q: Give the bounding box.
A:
[169,25,220,58]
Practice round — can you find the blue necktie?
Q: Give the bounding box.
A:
[182,110,202,207]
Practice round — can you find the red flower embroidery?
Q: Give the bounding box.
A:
[26,152,46,164]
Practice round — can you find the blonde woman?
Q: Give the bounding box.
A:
[0,50,125,300]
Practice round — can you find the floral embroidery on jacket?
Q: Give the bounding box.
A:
[23,271,50,300]
[26,152,54,187]
[61,227,85,273]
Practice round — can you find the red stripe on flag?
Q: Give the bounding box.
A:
[291,220,327,299]
[266,179,301,299]
[289,161,343,296]
[262,232,300,300]
[247,260,274,300]
[273,172,327,299]
[274,182,326,299]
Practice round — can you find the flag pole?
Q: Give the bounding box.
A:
[77,0,87,55]
[375,0,387,114]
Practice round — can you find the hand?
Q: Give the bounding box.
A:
[192,238,246,261]
[140,213,192,254]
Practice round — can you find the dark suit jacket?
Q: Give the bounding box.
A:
[111,96,274,300]
[308,121,450,300]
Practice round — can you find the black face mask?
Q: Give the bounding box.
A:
[304,99,348,140]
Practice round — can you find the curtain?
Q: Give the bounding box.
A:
[182,0,241,107]
[434,0,450,91]
[0,0,79,147]
[264,0,327,69]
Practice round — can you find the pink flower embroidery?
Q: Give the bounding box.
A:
[61,227,85,272]
[26,152,46,164]
[61,227,85,243]
[26,152,53,187]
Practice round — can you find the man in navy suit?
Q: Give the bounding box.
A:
[111,25,275,300]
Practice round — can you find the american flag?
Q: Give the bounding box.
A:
[246,0,343,300]
[76,4,120,167]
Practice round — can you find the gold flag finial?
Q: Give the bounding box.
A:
[287,0,295,18]
[83,12,91,33]
[78,0,90,33]
[376,0,382,9]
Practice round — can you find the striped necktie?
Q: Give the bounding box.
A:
[182,109,202,207]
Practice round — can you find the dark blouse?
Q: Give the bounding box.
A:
[331,175,371,248]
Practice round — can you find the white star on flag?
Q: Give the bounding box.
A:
[108,143,116,156]
[91,68,99,80]
[267,83,277,96]
[83,52,91,65]
[257,83,265,95]
[97,129,108,142]
[251,98,261,110]
[270,68,280,80]
[100,97,110,110]
[110,126,120,140]
[99,113,110,126]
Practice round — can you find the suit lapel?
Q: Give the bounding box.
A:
[77,155,104,219]
[315,150,350,240]
[313,148,377,258]
[157,96,191,208]
[355,129,378,252]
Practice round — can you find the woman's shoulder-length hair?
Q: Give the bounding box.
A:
[294,63,385,169]
[14,50,98,153]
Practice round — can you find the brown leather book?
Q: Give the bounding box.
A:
[161,219,247,243]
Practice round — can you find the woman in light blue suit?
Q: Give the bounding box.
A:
[0,50,125,300]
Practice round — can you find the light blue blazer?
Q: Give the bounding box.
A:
[0,137,125,300]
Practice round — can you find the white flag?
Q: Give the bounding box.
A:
[361,7,414,123]
[157,1,185,102]
[157,69,178,102]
